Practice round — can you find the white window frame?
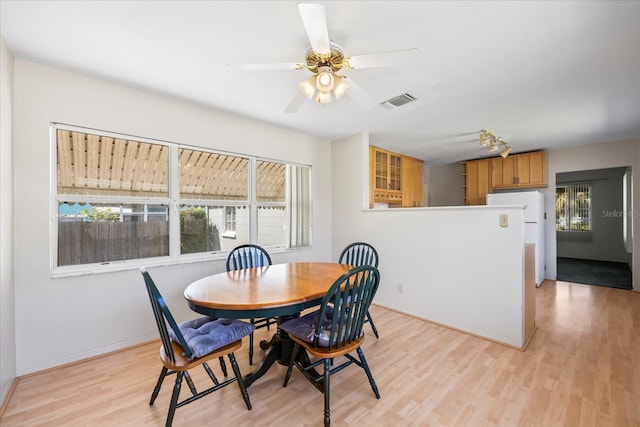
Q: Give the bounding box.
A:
[50,123,312,277]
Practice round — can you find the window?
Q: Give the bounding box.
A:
[53,124,312,273]
[225,207,237,233]
[256,160,287,247]
[556,184,591,232]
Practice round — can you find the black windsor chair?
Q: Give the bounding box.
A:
[140,268,253,427]
[280,265,381,427]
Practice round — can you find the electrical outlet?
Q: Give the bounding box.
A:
[499,214,509,227]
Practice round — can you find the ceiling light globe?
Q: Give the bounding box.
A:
[298,75,317,98]
[333,76,349,99]
[315,91,332,105]
[316,66,334,92]
[319,73,331,86]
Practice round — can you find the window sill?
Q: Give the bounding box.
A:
[50,245,311,278]
[50,253,224,278]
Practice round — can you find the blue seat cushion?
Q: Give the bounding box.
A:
[280,307,337,347]
[170,317,255,360]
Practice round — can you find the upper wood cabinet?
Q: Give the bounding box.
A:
[369,145,424,208]
[492,151,547,189]
[370,146,402,205]
[463,150,547,205]
[463,159,491,205]
[401,155,425,208]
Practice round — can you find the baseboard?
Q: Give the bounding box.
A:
[521,326,538,351]
[0,377,19,419]
[372,303,528,351]
[16,335,157,377]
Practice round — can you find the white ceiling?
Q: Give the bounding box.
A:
[1,1,639,165]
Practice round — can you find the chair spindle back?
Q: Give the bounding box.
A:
[313,265,380,351]
[338,242,379,268]
[226,244,272,271]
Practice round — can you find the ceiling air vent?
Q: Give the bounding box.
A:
[380,92,417,109]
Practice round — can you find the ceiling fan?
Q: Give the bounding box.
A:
[228,3,424,113]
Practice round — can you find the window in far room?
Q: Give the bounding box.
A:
[555,184,592,232]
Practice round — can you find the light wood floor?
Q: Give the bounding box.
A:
[2,281,639,426]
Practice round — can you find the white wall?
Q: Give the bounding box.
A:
[12,59,333,375]
[0,35,16,407]
[543,139,640,290]
[332,134,529,348]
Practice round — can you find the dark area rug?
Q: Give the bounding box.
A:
[556,257,632,290]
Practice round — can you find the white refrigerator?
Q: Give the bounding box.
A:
[486,191,545,286]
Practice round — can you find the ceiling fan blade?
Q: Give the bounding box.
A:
[343,77,378,110]
[227,62,304,71]
[298,3,331,56]
[284,90,307,113]
[347,48,424,69]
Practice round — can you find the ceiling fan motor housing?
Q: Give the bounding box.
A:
[305,41,345,73]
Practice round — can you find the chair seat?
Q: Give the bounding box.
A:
[160,340,242,371]
[289,333,365,359]
[169,317,255,361]
[280,307,364,352]
[279,307,335,346]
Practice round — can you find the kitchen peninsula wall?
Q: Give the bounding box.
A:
[334,133,533,349]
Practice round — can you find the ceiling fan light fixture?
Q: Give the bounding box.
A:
[299,75,317,98]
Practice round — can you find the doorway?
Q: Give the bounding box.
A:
[555,167,633,290]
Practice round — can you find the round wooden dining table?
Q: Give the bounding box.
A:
[184,262,353,387]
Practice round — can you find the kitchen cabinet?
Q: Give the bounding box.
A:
[370,146,402,205]
[462,159,491,205]
[401,155,425,207]
[462,151,547,204]
[492,151,547,189]
[369,146,424,207]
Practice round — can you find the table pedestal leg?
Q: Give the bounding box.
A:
[243,314,299,387]
[243,336,282,388]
